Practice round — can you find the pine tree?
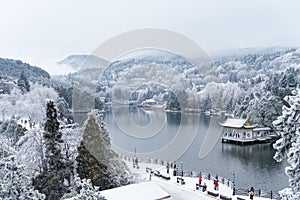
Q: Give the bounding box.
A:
[76,113,112,190]
[0,155,45,200]
[273,89,300,200]
[33,100,73,200]
[76,112,131,190]
[17,71,30,93]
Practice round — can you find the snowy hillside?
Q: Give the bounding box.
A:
[210,46,297,60]
[86,47,300,115]
[58,55,109,71]
[0,58,50,81]
[205,47,299,83]
[0,58,52,94]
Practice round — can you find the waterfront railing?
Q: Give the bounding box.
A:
[119,153,279,199]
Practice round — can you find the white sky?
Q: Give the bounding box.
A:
[1,0,300,74]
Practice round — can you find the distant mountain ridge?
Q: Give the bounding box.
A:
[0,58,50,81]
[210,46,298,60]
[58,55,109,71]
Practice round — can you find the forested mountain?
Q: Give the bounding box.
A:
[0,58,50,81]
[206,48,298,83]
[203,48,299,127]
[0,58,51,95]
[1,46,299,126]
[58,47,299,126]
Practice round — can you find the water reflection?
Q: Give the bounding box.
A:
[103,107,288,191]
[166,112,181,125]
[221,143,283,172]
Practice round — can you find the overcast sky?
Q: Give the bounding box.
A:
[1,0,300,74]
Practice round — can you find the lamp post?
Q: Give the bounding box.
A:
[180,162,183,177]
[133,148,137,168]
[232,172,236,196]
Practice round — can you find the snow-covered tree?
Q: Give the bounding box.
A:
[273,89,300,200]
[0,154,45,199]
[221,82,241,112]
[33,101,73,200]
[16,129,44,176]
[0,117,26,146]
[76,113,114,189]
[205,82,224,110]
[61,124,82,163]
[0,84,58,124]
[76,112,131,190]
[17,71,30,94]
[62,178,106,200]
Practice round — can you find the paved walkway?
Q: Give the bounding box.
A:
[124,160,273,200]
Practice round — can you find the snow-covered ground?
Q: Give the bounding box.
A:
[122,160,274,200]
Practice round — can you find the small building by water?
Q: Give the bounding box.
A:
[220,118,277,144]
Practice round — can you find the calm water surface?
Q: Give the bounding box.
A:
[103,107,288,192]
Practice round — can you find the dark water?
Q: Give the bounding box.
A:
[102,107,288,192]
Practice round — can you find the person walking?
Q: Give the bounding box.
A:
[213,176,219,190]
[249,187,254,200]
[202,183,207,192]
[199,173,203,185]
[166,162,170,174]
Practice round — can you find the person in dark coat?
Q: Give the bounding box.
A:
[249,187,254,200]
[202,183,207,192]
[166,162,170,174]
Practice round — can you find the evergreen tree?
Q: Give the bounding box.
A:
[163,91,181,111]
[0,155,45,200]
[76,112,131,190]
[57,97,73,123]
[33,101,73,200]
[76,113,113,190]
[273,89,300,200]
[17,71,30,93]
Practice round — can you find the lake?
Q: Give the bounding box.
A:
[103,106,288,192]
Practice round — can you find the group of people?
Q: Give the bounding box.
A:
[198,174,207,192]
[166,162,255,199]
[167,162,178,176]
[198,174,219,190]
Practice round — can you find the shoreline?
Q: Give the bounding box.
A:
[122,160,274,200]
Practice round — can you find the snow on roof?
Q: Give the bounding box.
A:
[101,181,171,200]
[219,118,247,128]
[219,118,256,128]
[144,99,157,102]
[253,127,271,131]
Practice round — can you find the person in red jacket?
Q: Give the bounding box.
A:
[199,174,203,185]
[214,176,219,190]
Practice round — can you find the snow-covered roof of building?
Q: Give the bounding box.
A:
[219,118,256,128]
[144,99,157,103]
[253,127,271,131]
[101,181,171,200]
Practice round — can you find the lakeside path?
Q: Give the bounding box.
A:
[124,160,274,200]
